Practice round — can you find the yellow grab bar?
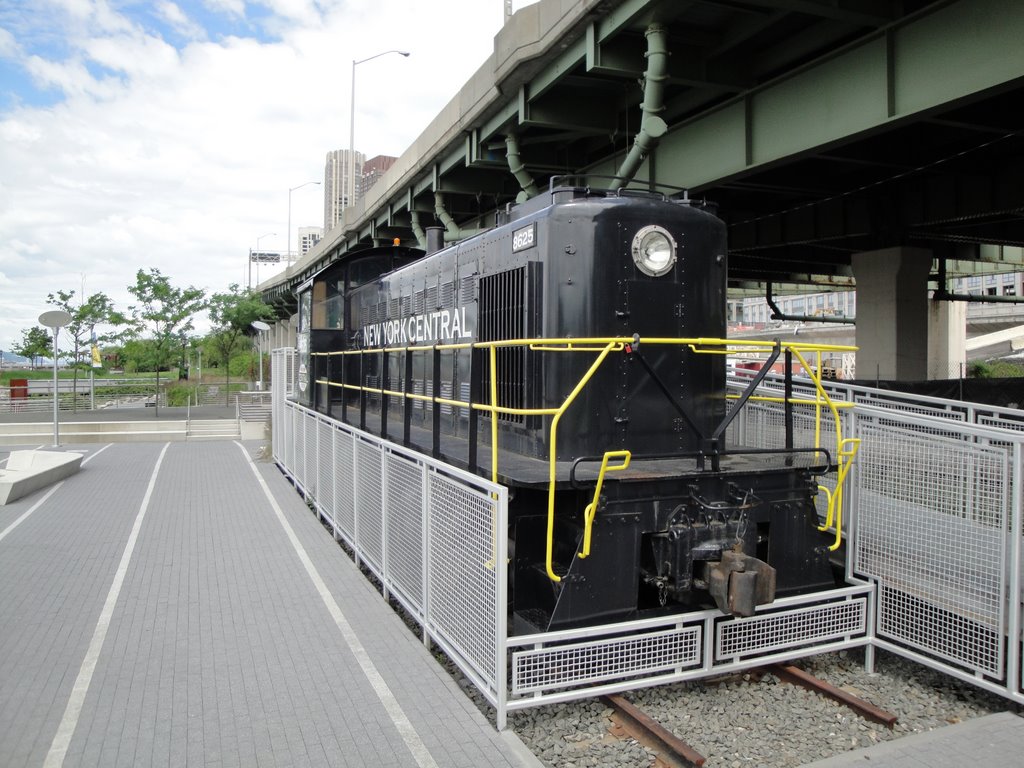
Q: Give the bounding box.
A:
[545,342,620,582]
[579,451,632,559]
[818,437,862,551]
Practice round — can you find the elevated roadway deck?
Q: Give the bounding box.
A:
[262,0,1024,322]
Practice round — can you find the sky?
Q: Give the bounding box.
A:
[0,0,536,356]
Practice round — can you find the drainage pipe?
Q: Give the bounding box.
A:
[933,259,1024,303]
[609,23,670,190]
[434,191,488,243]
[505,133,539,203]
[410,210,427,249]
[766,282,856,325]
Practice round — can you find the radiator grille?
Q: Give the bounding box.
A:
[479,267,528,424]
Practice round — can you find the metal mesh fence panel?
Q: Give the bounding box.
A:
[303,409,318,496]
[292,407,306,490]
[716,598,867,661]
[317,418,335,524]
[878,584,1002,676]
[427,470,500,686]
[272,350,291,461]
[512,626,701,694]
[854,413,1010,676]
[355,439,384,572]
[384,454,425,613]
[283,404,293,471]
[335,430,356,541]
[852,392,967,421]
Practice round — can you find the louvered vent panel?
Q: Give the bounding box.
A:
[479,267,527,424]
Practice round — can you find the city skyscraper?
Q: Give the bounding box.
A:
[322,150,398,233]
[298,226,323,257]
[359,155,397,199]
[323,148,363,232]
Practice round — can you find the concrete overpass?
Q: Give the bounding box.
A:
[260,0,1024,380]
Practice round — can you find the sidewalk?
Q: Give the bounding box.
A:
[0,440,541,767]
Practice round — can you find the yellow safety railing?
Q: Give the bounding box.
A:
[817,437,862,550]
[579,450,632,559]
[312,336,858,583]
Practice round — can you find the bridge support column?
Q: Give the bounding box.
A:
[852,247,932,381]
[928,299,967,380]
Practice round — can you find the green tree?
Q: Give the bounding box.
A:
[208,284,276,405]
[46,289,130,410]
[127,269,206,415]
[14,326,53,369]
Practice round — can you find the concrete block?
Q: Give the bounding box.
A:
[0,450,83,504]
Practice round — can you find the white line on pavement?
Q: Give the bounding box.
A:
[43,442,170,768]
[235,441,441,768]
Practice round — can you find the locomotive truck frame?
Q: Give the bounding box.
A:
[290,178,858,634]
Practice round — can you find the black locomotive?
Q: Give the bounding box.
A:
[292,179,842,634]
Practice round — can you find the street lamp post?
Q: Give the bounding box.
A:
[288,181,321,264]
[350,50,410,218]
[251,320,271,391]
[38,310,72,447]
[250,232,276,289]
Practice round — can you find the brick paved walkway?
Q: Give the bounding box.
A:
[0,441,541,768]
[802,711,1024,767]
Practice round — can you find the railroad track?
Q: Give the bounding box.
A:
[602,663,898,767]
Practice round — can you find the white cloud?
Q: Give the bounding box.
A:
[201,0,245,17]
[155,2,208,41]
[0,0,535,352]
[0,27,19,59]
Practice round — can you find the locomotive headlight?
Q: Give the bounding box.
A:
[631,225,677,277]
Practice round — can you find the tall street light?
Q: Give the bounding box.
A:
[288,180,321,264]
[250,231,276,289]
[251,320,271,391]
[350,50,410,219]
[38,309,72,447]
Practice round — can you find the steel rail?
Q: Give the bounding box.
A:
[602,693,706,767]
[767,663,898,728]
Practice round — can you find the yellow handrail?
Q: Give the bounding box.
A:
[310,335,859,579]
[579,450,631,559]
[544,341,622,582]
[817,437,862,551]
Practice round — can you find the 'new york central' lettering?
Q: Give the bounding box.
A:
[362,307,473,347]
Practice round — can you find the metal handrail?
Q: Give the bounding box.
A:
[312,336,858,583]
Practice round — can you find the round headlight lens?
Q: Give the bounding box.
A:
[631,225,677,276]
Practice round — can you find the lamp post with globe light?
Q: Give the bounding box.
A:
[251,320,270,391]
[38,309,72,447]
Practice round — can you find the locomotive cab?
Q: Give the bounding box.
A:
[292,247,424,412]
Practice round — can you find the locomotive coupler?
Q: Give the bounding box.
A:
[708,548,777,617]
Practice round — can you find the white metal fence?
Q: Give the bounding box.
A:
[271,349,876,727]
[730,372,1024,704]
[848,403,1024,703]
[272,347,1024,724]
[271,349,511,723]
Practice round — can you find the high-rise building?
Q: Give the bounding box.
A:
[298,226,323,257]
[323,149,363,232]
[323,151,399,232]
[359,155,397,199]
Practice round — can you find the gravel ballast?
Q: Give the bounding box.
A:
[506,649,1021,767]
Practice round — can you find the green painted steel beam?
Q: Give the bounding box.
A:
[657,0,1024,190]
